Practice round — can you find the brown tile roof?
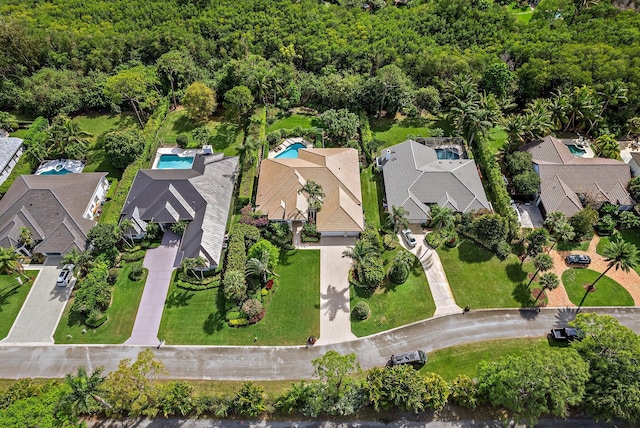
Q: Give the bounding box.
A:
[256,148,364,232]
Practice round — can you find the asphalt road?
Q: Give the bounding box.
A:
[1,307,639,380]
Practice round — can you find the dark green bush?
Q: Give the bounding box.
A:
[129,265,145,281]
[388,263,409,284]
[352,301,371,320]
[383,233,399,250]
[121,249,146,262]
[108,267,121,284]
[176,134,189,148]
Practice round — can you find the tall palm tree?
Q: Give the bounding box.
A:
[428,205,456,231]
[549,90,570,131]
[386,205,410,234]
[393,250,414,271]
[18,226,33,249]
[342,240,376,282]
[0,247,24,276]
[587,241,638,293]
[502,114,526,152]
[528,253,554,288]
[586,81,628,135]
[245,251,274,284]
[47,117,91,159]
[181,256,208,279]
[544,212,576,251]
[57,366,111,417]
[593,134,620,160]
[535,272,559,302]
[298,180,325,216]
[61,248,93,278]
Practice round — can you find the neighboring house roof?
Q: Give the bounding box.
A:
[381,140,491,223]
[0,173,107,253]
[630,152,640,166]
[255,148,364,233]
[121,154,238,268]
[522,136,633,216]
[0,137,23,172]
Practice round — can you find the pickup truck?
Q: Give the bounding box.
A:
[390,350,428,368]
[550,327,583,342]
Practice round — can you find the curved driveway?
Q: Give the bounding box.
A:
[1,307,639,380]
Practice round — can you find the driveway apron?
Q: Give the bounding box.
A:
[125,232,180,346]
[1,260,69,344]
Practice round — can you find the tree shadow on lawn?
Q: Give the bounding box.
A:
[165,289,194,308]
[170,114,196,135]
[505,262,528,283]
[209,123,238,153]
[511,282,535,308]
[64,307,86,328]
[455,240,494,263]
[399,117,430,128]
[278,249,298,266]
[0,285,20,311]
[203,288,227,334]
[370,117,395,133]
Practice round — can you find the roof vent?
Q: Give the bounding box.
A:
[202,145,213,155]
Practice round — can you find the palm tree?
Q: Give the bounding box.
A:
[342,240,376,282]
[386,205,410,234]
[502,114,526,152]
[47,117,91,159]
[428,205,456,231]
[298,180,325,217]
[57,366,111,417]
[118,219,135,248]
[586,81,628,135]
[61,248,93,278]
[0,247,24,276]
[587,241,638,293]
[181,256,208,280]
[535,272,559,302]
[544,212,576,251]
[528,253,554,287]
[18,226,33,250]
[549,90,570,131]
[223,270,247,302]
[393,250,414,271]
[245,250,274,284]
[593,134,620,160]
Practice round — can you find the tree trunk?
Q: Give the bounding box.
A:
[170,77,177,110]
[129,98,145,129]
[534,286,547,301]
[527,268,541,288]
[588,264,612,291]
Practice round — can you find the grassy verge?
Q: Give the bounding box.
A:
[350,248,435,337]
[437,239,534,309]
[159,249,320,345]
[267,114,316,132]
[485,127,507,156]
[424,337,558,381]
[371,116,434,148]
[54,261,147,344]
[0,271,38,339]
[562,268,634,307]
[360,165,384,229]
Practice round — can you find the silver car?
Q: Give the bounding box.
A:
[401,229,416,248]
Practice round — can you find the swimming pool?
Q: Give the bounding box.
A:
[435,147,461,160]
[275,142,307,159]
[35,159,85,175]
[39,168,73,175]
[156,154,195,169]
[567,145,586,156]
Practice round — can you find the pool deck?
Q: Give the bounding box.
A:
[152,147,201,169]
[564,139,595,158]
[268,137,312,159]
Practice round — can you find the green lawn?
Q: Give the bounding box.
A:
[159,249,320,345]
[556,239,591,252]
[485,127,508,156]
[360,165,384,229]
[54,261,147,344]
[437,239,535,309]
[350,248,435,337]
[371,116,436,148]
[157,109,242,156]
[267,114,316,132]
[0,271,38,340]
[507,3,534,23]
[597,229,640,274]
[562,268,634,307]
[424,337,561,381]
[9,129,28,138]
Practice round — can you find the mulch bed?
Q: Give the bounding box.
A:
[531,288,548,307]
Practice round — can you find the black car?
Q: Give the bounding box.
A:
[550,327,583,342]
[565,254,591,266]
[390,350,428,368]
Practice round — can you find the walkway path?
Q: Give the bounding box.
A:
[400,229,461,316]
[1,258,69,344]
[1,307,639,380]
[547,235,640,307]
[125,232,181,346]
[302,236,357,345]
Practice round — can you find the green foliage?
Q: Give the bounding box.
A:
[121,249,146,262]
[366,365,429,413]
[449,375,478,409]
[352,301,370,321]
[388,262,409,284]
[175,134,189,148]
[158,381,193,417]
[318,108,359,143]
[241,298,264,318]
[383,233,399,250]
[100,129,145,169]
[232,382,267,417]
[223,270,247,303]
[70,262,111,323]
[0,380,75,427]
[182,82,217,123]
[415,86,441,114]
[170,220,189,235]
[88,223,119,253]
[628,176,640,202]
[247,240,280,270]
[19,68,84,118]
[480,62,516,99]
[224,85,254,117]
[128,265,144,281]
[465,213,508,250]
[570,207,599,239]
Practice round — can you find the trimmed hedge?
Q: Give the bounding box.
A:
[121,250,146,262]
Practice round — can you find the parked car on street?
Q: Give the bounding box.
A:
[565,254,591,267]
[401,229,416,248]
[550,327,583,342]
[389,350,428,368]
[56,264,75,287]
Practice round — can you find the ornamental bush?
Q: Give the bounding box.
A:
[352,301,370,320]
[388,263,409,284]
[383,233,398,250]
[176,134,188,148]
[129,265,144,281]
[122,250,146,262]
[241,298,264,318]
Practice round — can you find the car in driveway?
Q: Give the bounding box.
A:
[390,350,428,368]
[550,327,583,342]
[56,264,75,287]
[401,229,416,248]
[565,254,591,267]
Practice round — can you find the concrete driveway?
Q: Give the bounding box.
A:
[125,232,181,346]
[1,257,70,344]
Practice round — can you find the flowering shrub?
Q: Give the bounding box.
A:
[239,205,269,227]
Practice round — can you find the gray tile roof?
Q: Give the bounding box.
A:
[523,136,633,216]
[0,138,23,173]
[121,154,238,268]
[381,140,491,223]
[0,172,107,253]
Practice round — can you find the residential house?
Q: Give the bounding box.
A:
[256,148,364,237]
[522,136,634,217]
[625,152,640,177]
[120,153,238,269]
[379,140,491,223]
[0,172,109,256]
[0,137,24,186]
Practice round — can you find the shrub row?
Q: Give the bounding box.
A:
[70,262,111,326]
[121,249,146,262]
[359,111,373,161]
[225,223,261,274]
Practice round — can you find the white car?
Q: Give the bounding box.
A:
[401,229,416,248]
[56,264,75,287]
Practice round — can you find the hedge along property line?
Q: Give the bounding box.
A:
[100,98,170,224]
[359,111,373,163]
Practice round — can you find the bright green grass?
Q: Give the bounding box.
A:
[9,129,28,138]
[360,165,384,229]
[562,268,634,307]
[157,109,242,156]
[597,229,640,274]
[350,248,435,337]
[508,3,534,23]
[437,239,535,309]
[371,116,434,148]
[424,337,560,381]
[556,239,591,252]
[0,271,38,340]
[54,261,147,344]
[267,114,316,132]
[159,249,320,345]
[485,127,508,156]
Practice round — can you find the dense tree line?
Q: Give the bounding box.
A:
[0,0,639,135]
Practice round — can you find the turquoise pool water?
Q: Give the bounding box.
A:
[156,154,195,169]
[39,168,73,175]
[275,143,307,159]
[435,148,461,160]
[567,145,586,156]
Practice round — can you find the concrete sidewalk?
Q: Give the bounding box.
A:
[125,232,180,346]
[400,229,462,317]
